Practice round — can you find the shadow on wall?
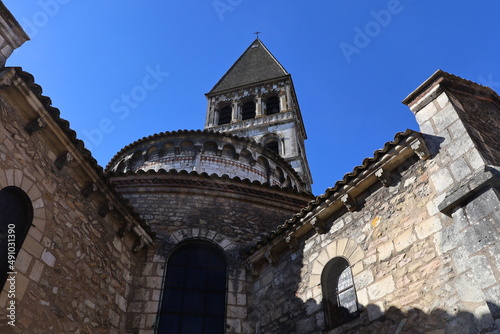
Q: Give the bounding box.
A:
[334,302,500,334]
[247,245,499,334]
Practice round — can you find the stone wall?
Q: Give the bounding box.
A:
[245,72,500,334]
[110,172,312,333]
[0,68,151,333]
[248,154,455,333]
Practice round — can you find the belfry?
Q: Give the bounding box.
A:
[205,38,313,192]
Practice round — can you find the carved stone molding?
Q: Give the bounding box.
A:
[341,193,358,212]
[375,168,393,187]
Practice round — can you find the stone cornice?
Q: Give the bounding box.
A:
[247,130,430,269]
[438,165,500,216]
[109,169,314,210]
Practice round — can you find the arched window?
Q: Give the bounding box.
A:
[0,187,33,289]
[265,141,279,156]
[158,241,227,334]
[265,96,280,115]
[321,257,359,329]
[241,100,256,120]
[218,105,232,125]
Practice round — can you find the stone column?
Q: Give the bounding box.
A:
[232,101,239,122]
[285,85,292,111]
[279,91,286,113]
[256,96,263,117]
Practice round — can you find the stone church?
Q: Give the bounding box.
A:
[0,2,499,333]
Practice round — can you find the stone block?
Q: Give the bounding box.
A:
[316,250,330,266]
[378,240,394,261]
[22,235,44,258]
[463,223,497,254]
[455,273,485,303]
[469,255,496,288]
[15,248,32,274]
[446,135,474,161]
[430,168,454,193]
[367,275,395,300]
[115,294,127,312]
[435,91,450,108]
[356,287,369,306]
[227,305,246,318]
[354,269,374,290]
[415,102,438,124]
[432,105,458,133]
[351,261,363,276]
[465,188,500,223]
[415,216,442,239]
[15,273,30,300]
[449,157,472,182]
[29,260,44,283]
[465,149,485,171]
[311,261,323,276]
[226,318,242,333]
[108,309,119,328]
[349,247,364,265]
[336,239,348,258]
[144,301,159,313]
[451,247,469,274]
[41,249,56,267]
[419,120,435,137]
[394,229,416,252]
[325,240,337,259]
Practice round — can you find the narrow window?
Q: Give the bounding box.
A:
[0,187,33,289]
[265,96,280,115]
[265,141,279,156]
[158,241,227,334]
[242,101,256,120]
[218,106,232,125]
[321,257,359,329]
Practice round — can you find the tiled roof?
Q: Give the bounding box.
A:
[248,129,420,253]
[104,129,308,191]
[208,39,289,94]
[403,69,498,106]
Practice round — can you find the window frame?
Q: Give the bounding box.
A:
[0,186,33,289]
[157,239,228,334]
[265,95,280,115]
[217,105,232,125]
[241,100,256,120]
[321,256,359,330]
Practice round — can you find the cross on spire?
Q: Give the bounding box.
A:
[253,31,262,39]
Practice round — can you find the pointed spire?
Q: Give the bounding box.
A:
[208,39,289,94]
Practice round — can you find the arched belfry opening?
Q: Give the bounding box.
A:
[242,100,256,120]
[218,105,232,125]
[265,95,280,115]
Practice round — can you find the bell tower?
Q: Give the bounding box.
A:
[205,38,313,192]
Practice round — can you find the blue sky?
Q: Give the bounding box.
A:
[4,1,500,195]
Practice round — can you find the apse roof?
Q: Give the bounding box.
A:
[208,39,289,94]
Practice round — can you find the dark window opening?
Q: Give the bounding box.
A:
[265,96,280,115]
[0,187,33,289]
[218,106,232,125]
[265,141,279,155]
[158,241,227,334]
[322,257,359,330]
[242,101,256,120]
